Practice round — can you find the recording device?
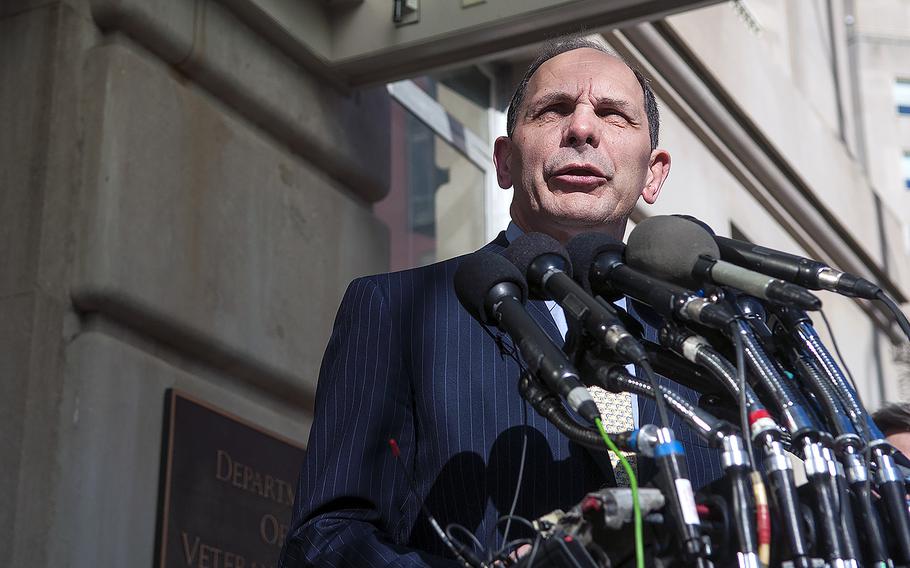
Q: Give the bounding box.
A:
[453,250,600,424]
[673,214,882,299]
[625,216,821,311]
[447,215,910,567]
[503,232,647,364]
[562,232,726,566]
[565,231,736,330]
[767,304,908,565]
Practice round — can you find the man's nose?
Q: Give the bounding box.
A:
[564,107,600,148]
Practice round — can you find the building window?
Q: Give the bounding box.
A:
[896,79,910,115]
[381,76,490,271]
[903,151,910,189]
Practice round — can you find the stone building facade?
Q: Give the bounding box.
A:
[3,0,909,565]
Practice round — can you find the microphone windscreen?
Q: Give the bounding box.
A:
[454,251,528,325]
[565,231,624,297]
[503,232,572,289]
[626,215,720,289]
[672,214,716,236]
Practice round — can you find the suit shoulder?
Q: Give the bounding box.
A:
[344,239,507,305]
[350,256,465,296]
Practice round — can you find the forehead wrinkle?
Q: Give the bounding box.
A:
[518,48,647,124]
[525,88,640,118]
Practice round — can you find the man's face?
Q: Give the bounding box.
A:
[494,48,670,241]
[888,431,910,458]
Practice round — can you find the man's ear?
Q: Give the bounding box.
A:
[493,136,514,189]
[642,148,671,204]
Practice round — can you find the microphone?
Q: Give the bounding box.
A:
[675,214,881,299]
[625,216,821,311]
[503,232,647,364]
[518,372,619,451]
[453,251,599,424]
[566,232,736,330]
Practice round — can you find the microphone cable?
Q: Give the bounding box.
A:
[499,401,530,551]
[594,417,644,568]
[731,323,768,568]
[387,438,483,567]
[636,357,684,568]
[731,321,813,568]
[474,331,541,567]
[876,289,910,342]
[656,320,768,566]
[818,309,876,448]
[445,524,486,566]
[818,308,891,568]
[482,309,640,567]
[661,322,767,566]
[636,358,672,436]
[751,470,771,566]
[699,336,771,567]
[731,322,758,478]
[493,515,537,566]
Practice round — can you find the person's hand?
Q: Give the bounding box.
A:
[492,543,532,566]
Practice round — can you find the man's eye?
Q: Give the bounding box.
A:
[598,109,626,119]
[541,104,570,116]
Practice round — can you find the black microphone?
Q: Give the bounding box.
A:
[625,216,821,311]
[566,232,736,330]
[503,232,647,364]
[674,214,881,299]
[453,251,599,424]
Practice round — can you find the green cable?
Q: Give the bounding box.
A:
[595,417,644,568]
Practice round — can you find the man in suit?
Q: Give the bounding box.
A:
[279,37,724,567]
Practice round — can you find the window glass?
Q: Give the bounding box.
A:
[376,102,486,271]
[415,68,491,140]
[903,150,910,190]
[896,78,910,115]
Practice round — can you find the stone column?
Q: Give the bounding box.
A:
[1,1,391,564]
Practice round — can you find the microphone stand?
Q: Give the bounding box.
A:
[560,294,714,567]
[602,365,759,568]
[577,349,755,568]
[772,307,904,566]
[733,320,846,568]
[789,356,867,568]
[658,322,809,568]
[740,297,869,566]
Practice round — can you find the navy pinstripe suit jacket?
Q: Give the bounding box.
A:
[279,234,724,567]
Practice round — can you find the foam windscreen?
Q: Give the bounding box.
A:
[625,215,719,289]
[565,232,623,296]
[671,214,716,236]
[453,251,528,325]
[503,232,572,281]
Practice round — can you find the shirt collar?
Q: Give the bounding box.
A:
[505,220,523,245]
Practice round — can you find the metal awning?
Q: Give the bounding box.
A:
[222,0,723,86]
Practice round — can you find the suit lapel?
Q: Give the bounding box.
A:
[526,300,563,347]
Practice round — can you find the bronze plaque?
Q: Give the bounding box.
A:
[156,390,305,568]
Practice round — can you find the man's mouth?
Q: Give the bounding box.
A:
[549,164,607,188]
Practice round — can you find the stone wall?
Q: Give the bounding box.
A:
[1,1,390,565]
